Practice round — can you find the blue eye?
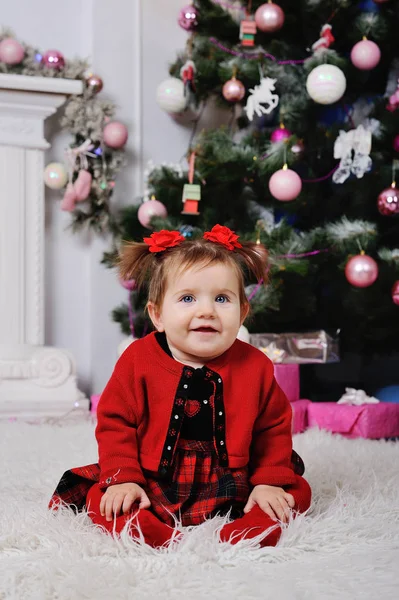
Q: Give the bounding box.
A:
[181,295,194,303]
[216,295,229,303]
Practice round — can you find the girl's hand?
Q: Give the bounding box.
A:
[243,484,295,523]
[100,482,151,522]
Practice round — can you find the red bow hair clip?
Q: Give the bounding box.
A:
[143,230,185,253]
[203,225,242,250]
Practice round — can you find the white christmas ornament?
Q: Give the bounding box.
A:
[244,77,279,121]
[333,122,375,184]
[306,64,346,105]
[156,77,187,114]
[117,336,137,358]
[237,325,250,343]
[44,162,68,189]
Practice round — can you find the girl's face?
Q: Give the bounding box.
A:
[148,262,249,368]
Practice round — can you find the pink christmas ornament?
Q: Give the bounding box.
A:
[86,73,103,94]
[255,2,285,33]
[103,121,128,148]
[42,49,65,69]
[345,254,378,288]
[44,162,68,189]
[392,281,399,306]
[61,183,78,212]
[393,134,399,153]
[178,4,198,31]
[350,39,381,70]
[269,167,302,201]
[222,77,245,102]
[74,170,92,201]
[377,184,399,216]
[271,124,292,143]
[0,38,24,65]
[119,277,136,291]
[138,198,168,229]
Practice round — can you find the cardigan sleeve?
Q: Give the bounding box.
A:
[95,372,146,491]
[248,371,296,487]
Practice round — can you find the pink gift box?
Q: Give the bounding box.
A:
[274,364,300,403]
[90,394,101,416]
[307,402,399,439]
[291,399,311,434]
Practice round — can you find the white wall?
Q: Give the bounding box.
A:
[2,0,191,394]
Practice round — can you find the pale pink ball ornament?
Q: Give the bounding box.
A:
[269,166,302,201]
[351,39,381,70]
[43,162,68,190]
[103,121,128,148]
[138,198,168,229]
[42,49,65,69]
[0,38,24,64]
[178,4,198,31]
[345,254,378,288]
[222,77,245,102]
[255,2,285,33]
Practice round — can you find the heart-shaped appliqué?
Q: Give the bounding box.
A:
[184,399,201,418]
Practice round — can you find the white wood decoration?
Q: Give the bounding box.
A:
[0,74,89,418]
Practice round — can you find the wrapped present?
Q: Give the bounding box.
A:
[274,364,300,402]
[90,394,101,416]
[250,330,339,364]
[291,399,311,434]
[307,401,399,439]
[240,20,257,47]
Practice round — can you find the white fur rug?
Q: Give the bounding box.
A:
[0,418,398,600]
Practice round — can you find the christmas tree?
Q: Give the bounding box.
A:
[110,0,399,366]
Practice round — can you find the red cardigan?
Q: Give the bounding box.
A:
[95,332,296,490]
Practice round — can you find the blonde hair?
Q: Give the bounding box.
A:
[119,237,268,309]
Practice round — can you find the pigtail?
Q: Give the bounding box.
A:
[235,241,269,286]
[118,241,157,288]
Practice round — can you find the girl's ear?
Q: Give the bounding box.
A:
[147,302,164,331]
[240,302,250,325]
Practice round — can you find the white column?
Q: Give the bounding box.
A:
[0,74,89,418]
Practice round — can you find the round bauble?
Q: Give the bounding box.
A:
[42,49,65,69]
[222,77,245,102]
[44,162,68,189]
[0,38,24,64]
[269,167,302,201]
[291,139,305,156]
[156,77,187,113]
[86,73,103,94]
[392,281,399,306]
[306,64,346,105]
[270,125,292,143]
[103,121,128,148]
[178,4,198,31]
[345,254,378,288]
[351,39,381,70]
[377,185,399,216]
[119,277,136,291]
[255,2,285,33]
[137,199,168,228]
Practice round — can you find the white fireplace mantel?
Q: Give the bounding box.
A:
[0,73,89,418]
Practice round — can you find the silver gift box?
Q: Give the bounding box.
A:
[249,331,339,364]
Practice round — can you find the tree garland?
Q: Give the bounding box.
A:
[0,29,128,233]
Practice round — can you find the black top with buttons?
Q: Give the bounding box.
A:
[155,332,229,476]
[156,332,213,440]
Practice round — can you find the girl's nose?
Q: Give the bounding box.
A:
[196,299,215,318]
